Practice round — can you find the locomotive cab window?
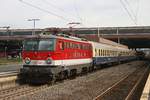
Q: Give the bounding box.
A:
[24,39,55,51]
[38,40,55,51]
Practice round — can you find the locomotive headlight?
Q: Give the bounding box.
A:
[46,57,52,64]
[25,57,31,64]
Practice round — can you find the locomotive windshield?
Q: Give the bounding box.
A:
[24,39,55,51]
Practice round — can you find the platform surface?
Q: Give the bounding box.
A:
[0,64,21,72]
[140,73,150,100]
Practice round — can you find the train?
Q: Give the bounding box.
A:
[18,33,137,83]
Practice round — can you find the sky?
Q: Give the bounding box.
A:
[0,0,149,29]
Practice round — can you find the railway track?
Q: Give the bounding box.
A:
[0,84,48,100]
[94,63,150,100]
[0,61,148,100]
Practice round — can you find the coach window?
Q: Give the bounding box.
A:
[113,51,115,56]
[110,50,111,56]
[101,49,103,56]
[104,50,105,56]
[102,50,104,56]
[106,50,108,56]
[113,51,114,56]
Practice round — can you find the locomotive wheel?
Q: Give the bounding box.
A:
[81,67,88,75]
[69,69,77,79]
[58,71,65,81]
[88,66,94,72]
[63,70,69,79]
[47,75,56,85]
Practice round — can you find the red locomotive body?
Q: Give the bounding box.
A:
[20,34,93,83]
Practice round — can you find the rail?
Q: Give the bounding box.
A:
[93,63,149,100]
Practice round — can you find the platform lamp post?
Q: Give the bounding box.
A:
[116,27,121,64]
[97,27,104,43]
[97,27,101,42]
[117,27,120,44]
[28,19,40,35]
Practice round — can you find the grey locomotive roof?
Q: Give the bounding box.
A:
[24,34,89,43]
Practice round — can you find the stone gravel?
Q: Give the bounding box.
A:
[17,61,146,100]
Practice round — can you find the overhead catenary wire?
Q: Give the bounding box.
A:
[122,0,140,25]
[119,0,137,25]
[73,0,83,24]
[123,0,137,21]
[42,0,74,16]
[19,0,71,22]
[42,0,79,22]
[135,0,140,24]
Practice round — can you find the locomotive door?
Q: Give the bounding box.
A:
[58,40,65,66]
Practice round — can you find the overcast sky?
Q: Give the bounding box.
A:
[0,0,149,29]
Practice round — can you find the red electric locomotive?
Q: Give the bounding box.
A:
[19,34,93,83]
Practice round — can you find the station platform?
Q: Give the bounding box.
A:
[0,64,21,72]
[140,73,150,100]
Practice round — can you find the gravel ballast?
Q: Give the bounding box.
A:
[18,61,146,100]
